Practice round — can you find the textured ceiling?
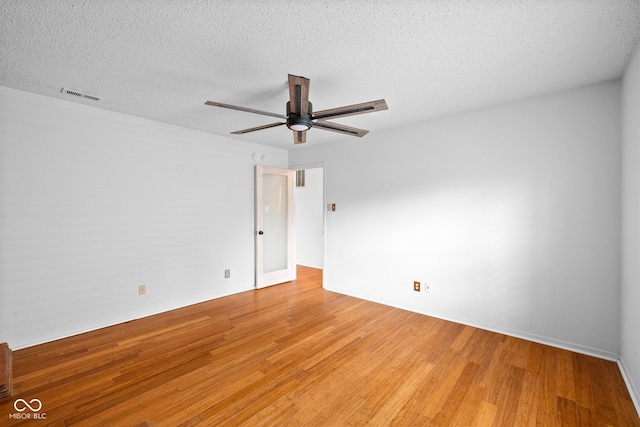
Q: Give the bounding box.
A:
[2,0,640,150]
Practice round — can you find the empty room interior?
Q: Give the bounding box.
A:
[1,1,640,425]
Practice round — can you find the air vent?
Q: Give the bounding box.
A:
[296,170,306,187]
[61,88,102,102]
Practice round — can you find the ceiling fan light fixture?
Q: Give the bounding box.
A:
[289,123,311,131]
[287,114,313,132]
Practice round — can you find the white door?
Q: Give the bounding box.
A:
[255,165,295,288]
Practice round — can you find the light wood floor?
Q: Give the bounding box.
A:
[1,266,638,426]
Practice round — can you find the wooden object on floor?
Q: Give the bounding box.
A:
[0,266,638,425]
[0,343,10,401]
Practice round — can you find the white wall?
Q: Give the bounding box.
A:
[0,86,287,349]
[621,41,640,412]
[294,167,324,269]
[290,80,622,359]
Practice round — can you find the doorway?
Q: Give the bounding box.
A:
[293,165,325,272]
[254,164,325,289]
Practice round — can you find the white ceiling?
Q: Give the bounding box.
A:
[2,1,640,150]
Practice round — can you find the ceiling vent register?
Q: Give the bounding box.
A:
[61,88,102,101]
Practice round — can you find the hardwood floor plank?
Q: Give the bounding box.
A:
[0,265,637,426]
[513,370,541,427]
[448,382,486,426]
[449,325,476,352]
[476,400,499,426]
[602,360,640,426]
[557,396,579,426]
[482,347,515,405]
[472,338,504,389]
[576,404,594,427]
[420,349,470,419]
[573,352,596,414]
[430,361,480,425]
[556,348,577,400]
[376,360,437,426]
[536,346,560,426]
[492,365,526,426]
[590,358,624,425]
[525,341,544,374]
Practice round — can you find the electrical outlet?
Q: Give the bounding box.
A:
[413,281,421,292]
[138,284,146,295]
[224,269,230,278]
[424,283,431,293]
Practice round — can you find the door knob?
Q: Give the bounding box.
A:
[258,231,264,235]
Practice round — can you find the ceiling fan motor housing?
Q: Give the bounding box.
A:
[286,101,314,131]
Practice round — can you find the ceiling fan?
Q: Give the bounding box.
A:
[205,74,388,145]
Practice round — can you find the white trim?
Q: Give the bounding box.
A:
[290,162,326,171]
[10,285,255,351]
[618,357,640,419]
[323,286,620,361]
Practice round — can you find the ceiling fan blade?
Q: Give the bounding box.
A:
[205,101,286,119]
[293,131,307,144]
[288,74,310,116]
[313,121,369,137]
[312,99,388,121]
[230,122,286,134]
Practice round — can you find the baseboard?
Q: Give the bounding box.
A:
[432,313,620,362]
[618,357,640,419]
[10,284,255,350]
[324,287,620,361]
[0,343,11,401]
